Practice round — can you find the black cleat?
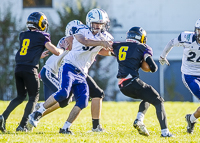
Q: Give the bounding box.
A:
[185,114,196,134]
[161,132,175,137]
[16,125,28,132]
[59,128,74,135]
[0,115,6,132]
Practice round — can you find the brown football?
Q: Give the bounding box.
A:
[141,60,151,72]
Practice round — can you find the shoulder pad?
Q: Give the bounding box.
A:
[178,31,195,43]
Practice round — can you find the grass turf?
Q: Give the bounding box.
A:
[0,101,199,143]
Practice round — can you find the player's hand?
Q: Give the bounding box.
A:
[101,41,113,50]
[159,56,170,66]
[63,35,73,50]
[40,50,49,59]
[59,39,69,50]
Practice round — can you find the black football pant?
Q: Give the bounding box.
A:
[2,71,39,128]
[119,77,167,129]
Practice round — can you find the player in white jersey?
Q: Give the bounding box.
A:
[28,19,114,132]
[28,8,113,134]
[159,18,200,134]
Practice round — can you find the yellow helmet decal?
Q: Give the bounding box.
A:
[38,15,45,31]
[141,31,146,43]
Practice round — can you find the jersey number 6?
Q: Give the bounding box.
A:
[118,46,129,61]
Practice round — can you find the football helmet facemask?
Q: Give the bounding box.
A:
[86,8,110,33]
[65,20,83,37]
[195,18,200,42]
[26,12,48,32]
[126,26,147,44]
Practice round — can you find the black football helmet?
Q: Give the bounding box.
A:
[26,12,48,31]
[126,26,147,44]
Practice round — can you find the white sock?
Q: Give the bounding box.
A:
[136,112,144,122]
[190,114,197,123]
[37,104,46,114]
[62,121,72,129]
[161,128,169,136]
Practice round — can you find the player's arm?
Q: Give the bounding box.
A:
[98,48,115,56]
[74,34,112,49]
[159,37,181,66]
[144,53,158,73]
[45,42,66,56]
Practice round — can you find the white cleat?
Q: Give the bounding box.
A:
[133,119,150,136]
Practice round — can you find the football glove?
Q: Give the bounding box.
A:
[159,56,170,66]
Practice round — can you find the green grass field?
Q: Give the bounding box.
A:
[0,101,199,143]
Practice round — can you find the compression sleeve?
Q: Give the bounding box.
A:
[160,37,182,58]
[145,56,158,73]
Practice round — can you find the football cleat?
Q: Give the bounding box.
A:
[185,114,197,134]
[133,119,149,136]
[26,119,34,131]
[92,125,105,132]
[59,128,74,135]
[16,125,28,132]
[0,115,6,132]
[28,111,42,128]
[161,132,175,137]
[33,102,42,112]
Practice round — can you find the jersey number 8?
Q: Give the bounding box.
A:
[20,39,30,56]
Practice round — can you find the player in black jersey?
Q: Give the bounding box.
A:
[0,12,67,132]
[112,26,174,137]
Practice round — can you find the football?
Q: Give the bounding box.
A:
[141,60,151,72]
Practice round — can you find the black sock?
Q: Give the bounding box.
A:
[92,119,99,129]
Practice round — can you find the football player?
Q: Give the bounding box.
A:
[28,8,113,135]
[160,18,200,134]
[113,26,174,137]
[0,12,67,132]
[28,18,112,132]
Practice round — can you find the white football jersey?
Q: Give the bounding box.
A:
[173,31,200,75]
[44,36,69,75]
[63,24,113,74]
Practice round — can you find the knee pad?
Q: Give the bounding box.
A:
[90,91,105,99]
[75,94,89,109]
[53,88,69,102]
